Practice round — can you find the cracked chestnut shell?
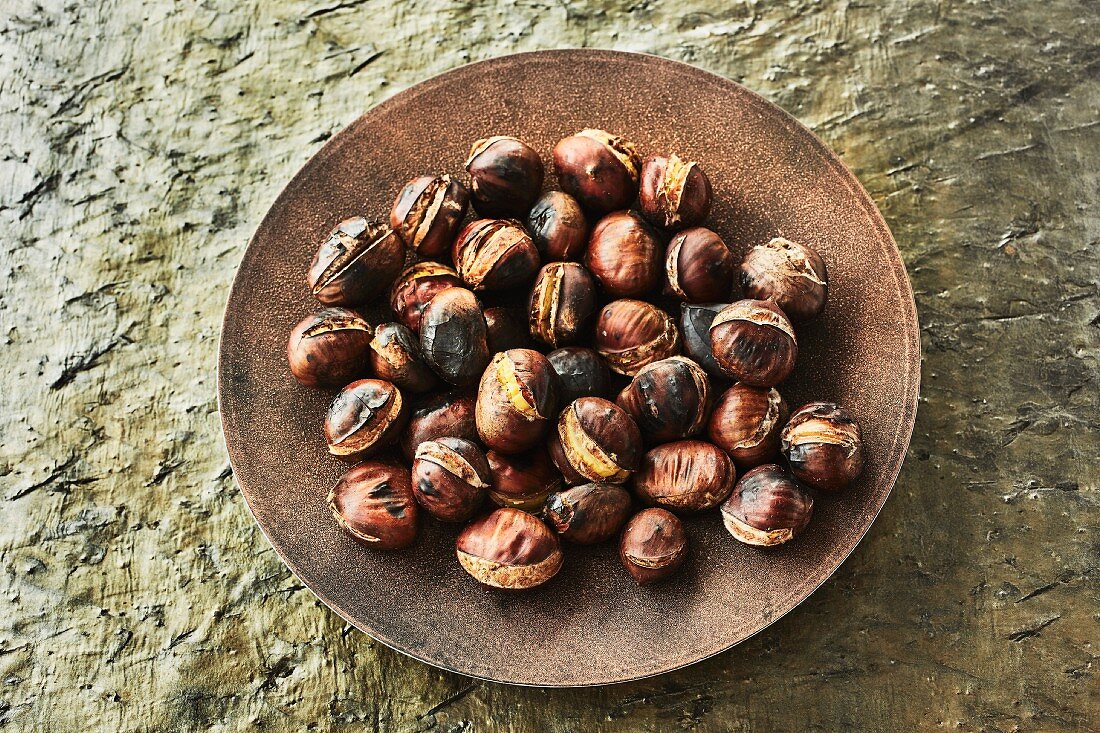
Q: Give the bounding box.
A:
[594,299,681,377]
[546,347,611,403]
[453,219,541,291]
[456,508,563,590]
[389,174,470,258]
[465,136,545,218]
[400,391,477,461]
[619,508,687,585]
[544,483,632,545]
[679,302,727,380]
[547,397,642,485]
[720,464,813,546]
[369,322,437,393]
[475,349,559,454]
[616,356,711,444]
[709,299,797,387]
[665,227,734,303]
[553,129,642,215]
[708,384,789,470]
[308,217,405,306]
[634,441,735,513]
[419,288,490,387]
[486,447,563,510]
[740,237,829,323]
[639,154,713,230]
[324,379,408,459]
[388,262,462,334]
[287,308,372,388]
[585,211,663,298]
[483,306,533,353]
[527,262,597,347]
[328,461,418,550]
[780,402,864,492]
[411,437,490,522]
[525,191,589,261]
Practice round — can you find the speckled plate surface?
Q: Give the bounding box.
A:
[218,50,919,687]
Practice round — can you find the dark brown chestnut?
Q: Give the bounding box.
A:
[389,174,470,258]
[400,391,477,461]
[369,322,438,393]
[419,288,490,386]
[594,299,681,377]
[465,136,544,218]
[453,219,541,291]
[584,211,663,298]
[483,306,533,353]
[553,129,642,215]
[411,437,490,522]
[709,299,797,387]
[475,349,559,454]
[665,227,734,303]
[328,461,418,550]
[287,308,372,388]
[547,397,642,485]
[740,237,829,323]
[388,262,462,334]
[708,384,789,470]
[525,191,589,261]
[616,356,711,444]
[486,447,563,511]
[544,483,632,545]
[308,217,405,306]
[780,402,864,492]
[634,440,735,513]
[325,379,408,459]
[456,508,563,590]
[527,262,597,347]
[619,508,687,585]
[720,464,813,546]
[679,302,727,380]
[639,154,712,230]
[546,347,611,403]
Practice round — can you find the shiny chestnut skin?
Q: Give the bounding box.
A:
[486,447,563,511]
[453,219,541,291]
[388,262,462,334]
[634,441,735,513]
[546,347,612,403]
[411,437,490,522]
[369,322,437,393]
[419,288,490,387]
[328,462,418,550]
[325,379,408,459]
[389,174,469,258]
[740,237,828,323]
[616,356,711,444]
[287,308,372,388]
[400,391,477,461]
[456,508,563,590]
[553,129,642,215]
[594,299,681,377]
[544,483,632,545]
[679,303,727,380]
[721,464,813,546]
[475,349,559,454]
[465,136,544,218]
[528,262,597,348]
[639,154,713,230]
[585,211,663,298]
[781,402,864,492]
[308,217,405,306]
[619,508,687,585]
[708,384,789,470]
[483,306,533,353]
[665,227,734,303]
[525,191,589,261]
[709,299,797,387]
[548,397,642,485]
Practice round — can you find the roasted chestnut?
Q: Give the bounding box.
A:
[709,300,797,387]
[419,288,490,386]
[708,384,788,470]
[720,464,813,546]
[465,136,545,218]
[634,441,735,513]
[619,508,687,585]
[615,356,711,444]
[475,349,559,454]
[369,322,438,393]
[453,219,541,291]
[665,227,734,303]
[483,306,533,353]
[584,211,663,298]
[546,347,611,403]
[388,262,462,334]
[287,308,372,388]
[547,397,642,485]
[544,483,632,545]
[411,437,490,522]
[324,379,408,459]
[679,302,727,379]
[486,447,563,510]
[594,299,681,376]
[400,391,477,461]
[525,191,589,261]
[781,402,864,492]
[639,154,712,230]
[740,237,828,323]
[308,217,405,306]
[553,129,642,215]
[456,508,563,590]
[527,262,597,347]
[328,461,418,550]
[389,174,470,258]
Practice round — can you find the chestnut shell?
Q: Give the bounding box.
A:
[475,349,559,454]
[664,227,734,303]
[286,308,372,388]
[419,288,490,387]
[453,219,541,292]
[308,217,404,306]
[547,397,642,484]
[546,347,612,403]
[400,391,477,461]
[709,299,797,387]
[679,302,728,380]
[525,191,589,261]
[594,299,681,377]
[639,154,713,230]
[720,464,813,546]
[486,447,563,511]
[633,440,736,513]
[740,237,829,323]
[619,508,687,585]
[585,211,664,298]
[708,383,789,469]
[389,174,470,258]
[456,508,563,590]
[328,461,418,550]
[552,129,642,215]
[544,483,632,545]
[388,262,462,334]
[527,262,598,348]
[369,322,438,393]
[616,356,711,444]
[324,379,409,459]
[781,402,864,492]
[411,437,490,522]
[465,136,545,218]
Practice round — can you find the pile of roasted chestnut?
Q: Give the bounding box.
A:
[286,130,865,591]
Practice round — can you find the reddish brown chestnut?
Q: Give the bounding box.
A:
[486,447,563,511]
[475,349,559,454]
[634,441,735,513]
[388,262,462,334]
[709,299,797,387]
[679,302,728,379]
[594,299,681,377]
[411,437,490,522]
[308,217,404,306]
[708,384,789,470]
[546,347,611,403]
[325,379,408,459]
[456,508,563,590]
[544,483,632,545]
[584,211,663,298]
[328,461,418,550]
[740,237,829,323]
[528,262,597,347]
[720,464,813,546]
[465,136,544,218]
[453,219,541,291]
[400,391,477,461]
[619,508,687,585]
[639,154,713,230]
[287,308,372,388]
[389,174,469,258]
[419,288,490,386]
[547,397,642,485]
[369,322,438,393]
[780,402,864,492]
[553,129,642,215]
[525,191,589,261]
[616,356,711,444]
[665,227,734,303]
[483,306,533,353]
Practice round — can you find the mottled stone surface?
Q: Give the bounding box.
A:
[1,1,1096,731]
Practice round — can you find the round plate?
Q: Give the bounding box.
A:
[218,50,919,687]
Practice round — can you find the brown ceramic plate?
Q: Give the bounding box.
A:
[218,50,919,686]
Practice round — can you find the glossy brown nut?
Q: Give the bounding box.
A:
[679,302,728,379]
[456,508,563,590]
[465,136,545,218]
[547,397,642,485]
[584,211,663,298]
[525,191,589,261]
[389,174,470,258]
[308,217,405,306]
[419,288,490,386]
[452,219,541,291]
[709,299,797,387]
[634,441,735,513]
[720,464,813,546]
[546,347,612,403]
[475,349,559,454]
[553,129,642,215]
[740,237,829,323]
[616,356,711,444]
[388,262,462,334]
[483,306,533,353]
[286,308,372,388]
[325,379,408,459]
[780,402,864,492]
[527,262,598,348]
[411,437,490,522]
[544,483,632,545]
[665,227,734,303]
[328,462,418,550]
[400,391,477,461]
[369,322,438,393]
[486,447,563,511]
[619,508,687,585]
[594,299,681,377]
[708,384,789,470]
[639,154,713,230]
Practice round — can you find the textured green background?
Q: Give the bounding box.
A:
[2,1,1097,731]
